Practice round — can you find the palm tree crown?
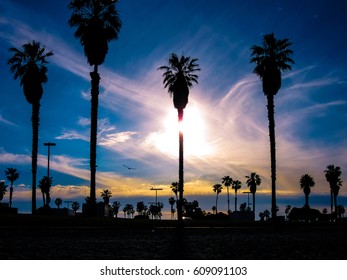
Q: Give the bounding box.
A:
[8,41,53,104]
[158,53,200,121]
[68,0,122,67]
[250,33,294,96]
[245,173,261,194]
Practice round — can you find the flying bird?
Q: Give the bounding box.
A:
[123,164,136,170]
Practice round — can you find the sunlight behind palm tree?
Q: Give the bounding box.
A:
[151,105,212,158]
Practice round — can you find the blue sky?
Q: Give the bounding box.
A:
[0,0,346,217]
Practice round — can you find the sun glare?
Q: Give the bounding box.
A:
[153,105,212,158]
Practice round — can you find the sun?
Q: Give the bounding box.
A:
[153,105,213,158]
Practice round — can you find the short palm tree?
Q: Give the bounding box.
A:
[158,53,200,224]
[100,189,112,204]
[68,0,122,215]
[213,183,223,213]
[245,172,261,218]
[324,165,342,213]
[55,198,63,209]
[232,179,242,211]
[8,41,53,214]
[299,174,315,207]
[222,175,233,214]
[168,197,176,220]
[0,181,7,202]
[38,176,53,207]
[71,201,80,214]
[250,33,294,220]
[112,201,121,218]
[5,168,20,208]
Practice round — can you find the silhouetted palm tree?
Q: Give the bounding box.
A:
[168,197,176,220]
[222,175,233,214]
[5,168,19,208]
[0,181,7,202]
[232,179,242,211]
[250,33,294,220]
[8,41,53,214]
[158,53,200,224]
[112,201,121,217]
[213,183,223,213]
[100,189,112,204]
[55,197,62,209]
[71,201,80,214]
[38,176,52,206]
[324,164,342,213]
[68,0,122,215]
[299,174,315,207]
[245,172,261,217]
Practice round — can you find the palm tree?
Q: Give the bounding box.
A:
[0,181,7,202]
[168,197,176,220]
[55,197,62,209]
[38,176,52,207]
[232,179,242,211]
[5,168,19,208]
[222,175,233,214]
[299,174,315,208]
[71,201,80,214]
[213,184,223,213]
[68,0,122,216]
[245,172,261,218]
[324,164,342,213]
[112,201,121,218]
[158,53,200,224]
[250,33,294,220]
[8,41,53,214]
[100,189,112,204]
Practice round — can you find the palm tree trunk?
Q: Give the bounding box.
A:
[9,185,13,208]
[227,186,230,214]
[235,191,237,211]
[89,65,100,216]
[333,193,338,213]
[305,194,309,208]
[267,94,277,220]
[252,193,255,221]
[330,190,333,213]
[215,194,218,213]
[178,120,184,226]
[31,101,40,214]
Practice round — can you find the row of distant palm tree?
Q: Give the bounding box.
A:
[212,173,261,215]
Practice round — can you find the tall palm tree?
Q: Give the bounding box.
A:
[299,174,315,207]
[232,179,242,211]
[158,53,200,224]
[245,172,261,218]
[222,175,233,214]
[250,33,294,220]
[213,184,223,213]
[5,168,20,208]
[8,41,53,214]
[68,0,122,215]
[324,165,342,213]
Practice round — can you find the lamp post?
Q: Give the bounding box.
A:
[44,142,56,178]
[150,187,163,206]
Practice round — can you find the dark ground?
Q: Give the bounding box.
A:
[0,214,346,260]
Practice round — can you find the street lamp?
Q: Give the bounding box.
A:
[150,187,163,206]
[44,142,56,178]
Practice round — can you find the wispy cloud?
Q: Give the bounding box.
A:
[0,114,18,127]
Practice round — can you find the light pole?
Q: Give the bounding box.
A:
[44,142,56,178]
[150,187,163,206]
